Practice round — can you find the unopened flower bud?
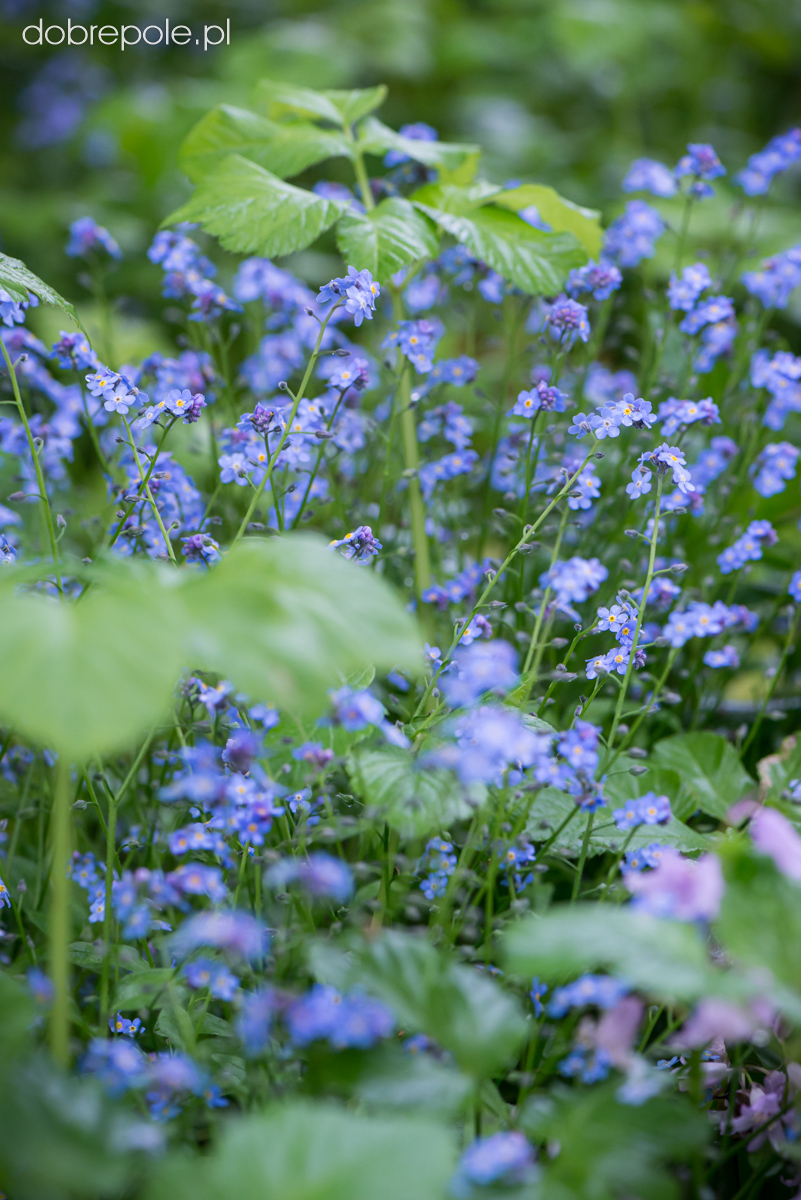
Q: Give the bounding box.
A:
[56,514,67,529]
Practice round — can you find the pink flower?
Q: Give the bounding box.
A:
[750,807,801,882]
[624,849,724,921]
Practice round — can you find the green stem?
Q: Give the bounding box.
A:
[106,419,176,552]
[607,476,664,755]
[1,339,63,594]
[231,307,340,548]
[521,501,570,688]
[399,367,431,600]
[571,811,594,902]
[49,758,72,1066]
[290,390,346,529]
[741,605,800,756]
[120,417,177,562]
[611,646,679,764]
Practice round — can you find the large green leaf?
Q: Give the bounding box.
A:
[336,198,439,281]
[524,1086,708,1200]
[413,191,585,294]
[526,788,709,857]
[359,117,481,175]
[324,86,388,127]
[493,183,603,258]
[603,766,698,823]
[353,931,527,1078]
[0,535,420,760]
[164,155,344,258]
[0,253,83,332]
[650,733,753,820]
[0,564,186,760]
[504,905,742,1004]
[145,1101,456,1200]
[180,535,421,714]
[179,105,353,183]
[349,744,474,836]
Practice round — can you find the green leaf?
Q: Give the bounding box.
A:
[354,1045,472,1115]
[412,180,504,213]
[0,564,185,760]
[164,155,344,259]
[0,252,84,332]
[252,78,347,125]
[526,788,709,857]
[324,86,388,127]
[350,745,474,837]
[523,1086,709,1200]
[145,1101,457,1200]
[413,189,585,295]
[715,836,801,999]
[181,535,421,715]
[112,967,177,1011]
[354,931,527,1078]
[504,905,741,1004]
[492,183,603,258]
[336,198,439,281]
[650,732,754,820]
[603,766,698,823]
[179,106,353,183]
[359,117,481,175]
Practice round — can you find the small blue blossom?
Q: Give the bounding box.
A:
[544,295,591,344]
[329,525,382,563]
[622,158,678,197]
[440,639,519,707]
[530,978,549,1017]
[613,793,672,831]
[66,216,122,261]
[716,519,777,574]
[667,263,712,311]
[736,129,801,195]
[452,1132,535,1197]
[604,201,665,268]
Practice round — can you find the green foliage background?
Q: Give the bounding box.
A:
[2,0,800,311]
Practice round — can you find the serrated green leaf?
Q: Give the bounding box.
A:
[650,732,754,820]
[504,906,740,1004]
[335,198,439,282]
[179,105,353,183]
[413,198,585,295]
[493,183,603,258]
[354,931,527,1078]
[180,535,422,715]
[355,1045,472,1115]
[359,117,481,175]
[164,155,344,259]
[603,767,703,825]
[252,78,346,125]
[145,1101,457,1200]
[351,745,474,837]
[412,180,504,213]
[324,86,388,126]
[0,253,84,333]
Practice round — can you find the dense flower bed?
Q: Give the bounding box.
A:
[1,82,801,1200]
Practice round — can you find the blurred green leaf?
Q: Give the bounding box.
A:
[324,86,389,126]
[145,1101,456,1200]
[336,198,439,279]
[0,253,84,334]
[493,183,603,258]
[112,967,176,1011]
[354,1045,473,1115]
[0,970,35,1062]
[0,565,185,760]
[523,1085,708,1200]
[504,905,738,1003]
[526,788,709,856]
[164,155,344,258]
[413,184,585,294]
[354,931,527,1077]
[350,744,473,837]
[650,733,753,819]
[179,106,353,183]
[181,535,421,714]
[0,1056,153,1200]
[715,835,801,997]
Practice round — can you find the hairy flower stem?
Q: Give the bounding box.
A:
[477,296,527,555]
[741,605,800,757]
[520,502,570,697]
[73,367,111,474]
[1,339,63,594]
[106,418,175,553]
[49,758,72,1065]
[610,646,680,765]
[291,390,346,529]
[412,447,597,721]
[607,475,664,756]
[399,366,432,601]
[231,305,340,548]
[121,416,177,562]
